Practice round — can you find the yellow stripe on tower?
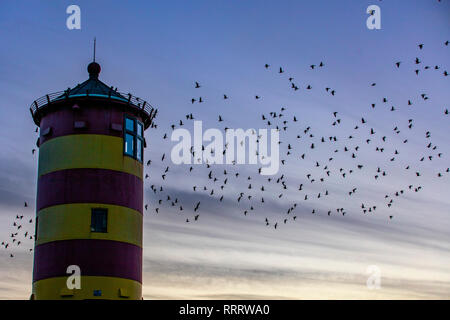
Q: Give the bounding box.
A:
[36,204,142,247]
[38,134,142,179]
[33,276,142,300]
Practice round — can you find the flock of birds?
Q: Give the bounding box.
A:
[140,40,449,229]
[2,39,448,259]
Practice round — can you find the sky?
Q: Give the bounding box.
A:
[0,0,449,299]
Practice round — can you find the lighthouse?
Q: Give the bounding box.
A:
[29,60,156,299]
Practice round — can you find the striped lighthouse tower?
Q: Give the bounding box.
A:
[29,60,156,300]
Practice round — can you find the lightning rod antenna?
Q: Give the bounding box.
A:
[93,37,96,62]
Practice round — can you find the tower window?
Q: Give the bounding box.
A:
[125,133,134,156]
[91,208,107,233]
[93,290,102,297]
[125,117,134,132]
[124,116,144,162]
[137,122,143,137]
